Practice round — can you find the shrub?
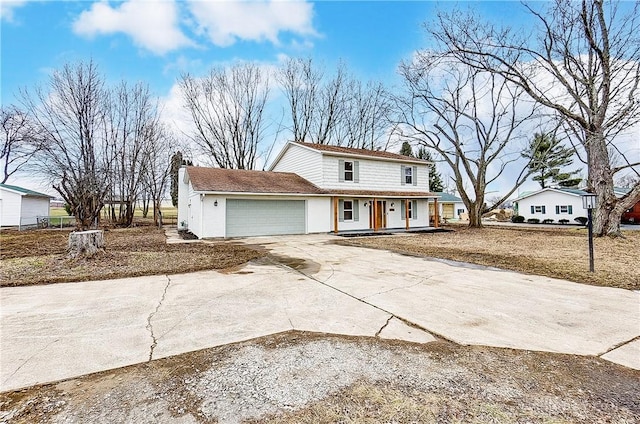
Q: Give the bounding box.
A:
[511,215,525,223]
[559,219,569,224]
[527,218,540,224]
[542,219,554,224]
[574,217,588,225]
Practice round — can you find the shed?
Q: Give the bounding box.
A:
[0,184,53,227]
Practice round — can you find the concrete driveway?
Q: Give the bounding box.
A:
[1,233,638,392]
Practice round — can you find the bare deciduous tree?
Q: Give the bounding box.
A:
[105,82,161,227]
[278,58,392,150]
[143,124,173,227]
[181,63,269,169]
[394,55,537,227]
[21,60,111,230]
[0,105,43,184]
[431,0,640,235]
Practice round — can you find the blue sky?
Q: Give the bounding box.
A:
[1,1,535,107]
[2,1,637,197]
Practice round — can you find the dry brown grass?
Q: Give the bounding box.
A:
[0,227,264,287]
[341,225,639,290]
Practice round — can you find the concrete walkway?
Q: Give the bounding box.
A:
[1,233,638,392]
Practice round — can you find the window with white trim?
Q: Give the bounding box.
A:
[404,166,413,184]
[531,205,546,214]
[343,200,353,221]
[344,161,354,182]
[555,205,573,214]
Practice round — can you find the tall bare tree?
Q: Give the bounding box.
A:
[105,82,161,226]
[431,0,640,235]
[21,60,111,230]
[143,124,173,227]
[181,63,269,169]
[0,105,43,183]
[394,55,537,227]
[278,58,392,149]
[342,80,392,149]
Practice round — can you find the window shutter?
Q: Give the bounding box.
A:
[401,165,406,185]
[353,200,359,222]
[354,161,360,183]
[412,166,417,186]
[542,206,546,214]
[401,200,406,217]
[568,205,573,215]
[531,205,534,214]
[339,160,345,182]
[412,200,418,219]
[338,200,344,222]
[556,206,560,214]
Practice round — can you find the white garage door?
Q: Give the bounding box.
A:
[226,199,306,237]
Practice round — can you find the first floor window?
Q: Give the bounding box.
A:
[556,205,573,214]
[401,200,418,220]
[531,205,546,214]
[343,200,353,221]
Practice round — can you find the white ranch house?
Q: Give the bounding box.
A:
[0,184,52,228]
[178,142,442,238]
[513,188,590,223]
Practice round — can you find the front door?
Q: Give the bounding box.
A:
[374,200,386,229]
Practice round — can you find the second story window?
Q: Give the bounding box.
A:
[401,165,417,186]
[344,161,354,181]
[339,159,359,183]
[404,166,413,184]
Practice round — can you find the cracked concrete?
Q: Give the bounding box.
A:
[146,276,172,361]
[1,233,638,392]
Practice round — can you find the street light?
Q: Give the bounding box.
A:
[582,193,597,273]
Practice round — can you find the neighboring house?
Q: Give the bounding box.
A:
[429,192,467,222]
[622,200,640,223]
[178,141,438,238]
[513,188,589,222]
[0,184,52,227]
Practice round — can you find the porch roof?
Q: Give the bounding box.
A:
[326,189,437,198]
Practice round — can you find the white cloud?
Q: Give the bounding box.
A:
[1,0,28,22]
[73,0,193,55]
[188,0,316,47]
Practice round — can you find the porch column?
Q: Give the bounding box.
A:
[405,199,410,230]
[434,198,439,228]
[333,196,339,234]
[373,198,377,231]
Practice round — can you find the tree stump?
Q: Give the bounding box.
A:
[68,230,105,258]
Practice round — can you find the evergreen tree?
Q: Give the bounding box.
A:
[523,133,581,189]
[170,151,192,207]
[399,141,414,157]
[416,146,444,192]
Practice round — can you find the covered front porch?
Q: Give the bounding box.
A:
[328,191,439,234]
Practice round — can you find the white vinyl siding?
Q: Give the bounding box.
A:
[324,157,428,192]
[226,199,305,237]
[270,144,323,186]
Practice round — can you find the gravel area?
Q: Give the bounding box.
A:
[2,332,638,423]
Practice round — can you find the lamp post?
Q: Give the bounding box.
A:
[582,193,597,273]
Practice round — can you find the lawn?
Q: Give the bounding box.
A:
[0,227,263,287]
[341,225,640,290]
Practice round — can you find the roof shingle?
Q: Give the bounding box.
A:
[294,142,429,163]
[186,167,325,194]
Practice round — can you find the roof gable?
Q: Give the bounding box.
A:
[0,183,52,198]
[185,167,325,194]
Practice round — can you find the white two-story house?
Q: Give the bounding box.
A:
[178,141,438,238]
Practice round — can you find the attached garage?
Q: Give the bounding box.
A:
[226,199,306,237]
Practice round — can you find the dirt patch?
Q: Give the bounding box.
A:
[339,226,640,290]
[1,332,638,423]
[0,227,264,287]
